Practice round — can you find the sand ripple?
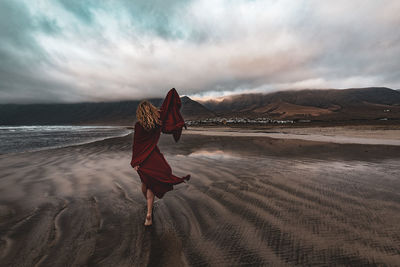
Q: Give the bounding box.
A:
[0,133,399,266]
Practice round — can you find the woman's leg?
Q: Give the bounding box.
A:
[145,188,154,226]
[141,183,147,200]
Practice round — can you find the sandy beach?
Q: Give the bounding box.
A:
[185,125,400,146]
[1,128,400,266]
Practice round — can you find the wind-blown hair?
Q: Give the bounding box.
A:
[136,100,161,131]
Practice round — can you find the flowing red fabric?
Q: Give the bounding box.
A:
[130,88,190,198]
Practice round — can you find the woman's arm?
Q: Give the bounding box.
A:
[159,88,181,121]
[159,88,185,142]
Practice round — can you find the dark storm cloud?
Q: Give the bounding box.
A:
[0,0,399,103]
[0,0,85,103]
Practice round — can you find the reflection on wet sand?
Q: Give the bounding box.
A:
[0,133,400,266]
[186,127,400,146]
[187,149,240,160]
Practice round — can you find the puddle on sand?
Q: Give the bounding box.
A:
[187,149,241,160]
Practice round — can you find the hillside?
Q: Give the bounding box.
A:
[180,96,216,119]
[200,87,400,121]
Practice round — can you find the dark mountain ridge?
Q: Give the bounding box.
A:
[0,97,214,126]
[180,96,216,119]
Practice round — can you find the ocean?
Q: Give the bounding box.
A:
[0,126,132,154]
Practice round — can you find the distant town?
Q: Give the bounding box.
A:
[186,117,301,126]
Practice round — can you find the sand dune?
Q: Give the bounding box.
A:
[0,132,399,266]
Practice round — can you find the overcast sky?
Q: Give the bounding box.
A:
[1,0,399,103]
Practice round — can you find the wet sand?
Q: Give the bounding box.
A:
[185,126,400,146]
[0,130,400,266]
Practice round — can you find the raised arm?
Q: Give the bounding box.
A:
[159,88,180,120]
[159,88,186,142]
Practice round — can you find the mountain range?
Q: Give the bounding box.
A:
[0,95,215,126]
[0,87,399,125]
[200,87,400,121]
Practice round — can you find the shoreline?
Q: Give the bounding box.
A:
[3,129,400,162]
[0,132,133,156]
[0,125,132,156]
[2,124,400,156]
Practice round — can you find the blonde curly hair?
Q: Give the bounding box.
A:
[136,100,161,131]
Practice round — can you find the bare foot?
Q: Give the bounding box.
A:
[144,213,152,226]
[183,174,191,183]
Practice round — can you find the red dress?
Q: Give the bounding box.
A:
[130,89,190,198]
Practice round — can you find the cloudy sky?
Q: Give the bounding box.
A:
[1,0,399,103]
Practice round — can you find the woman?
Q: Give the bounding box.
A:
[131,88,190,226]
